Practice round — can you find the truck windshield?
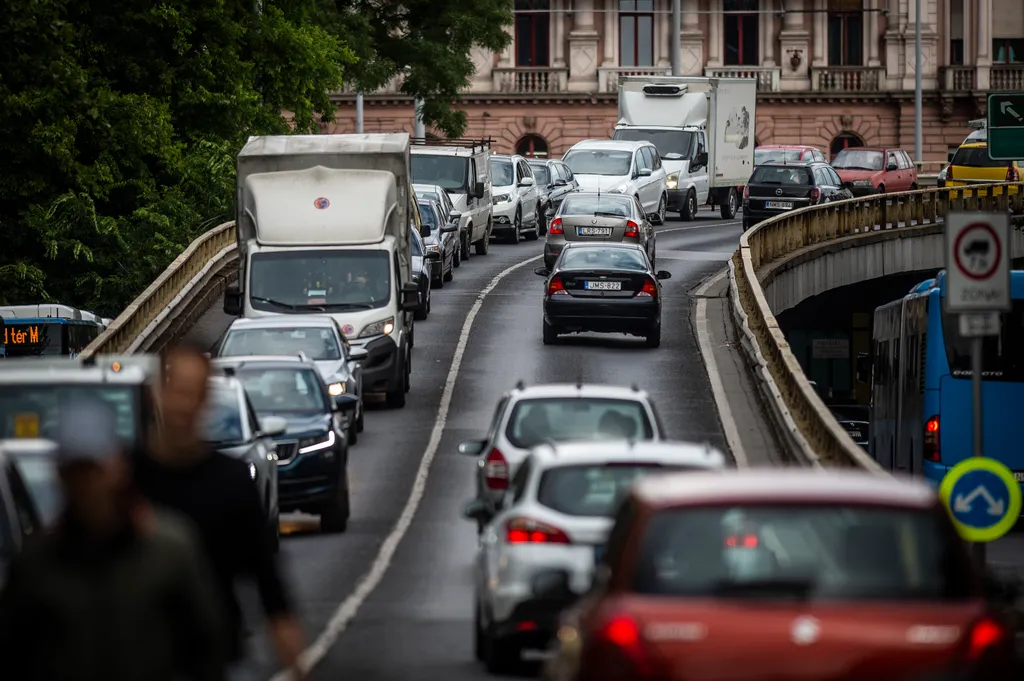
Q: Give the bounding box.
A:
[249,250,391,312]
[613,129,694,159]
[563,149,633,176]
[411,155,469,193]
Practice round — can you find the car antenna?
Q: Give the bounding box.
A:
[576,367,583,390]
[631,383,639,392]
[515,379,525,390]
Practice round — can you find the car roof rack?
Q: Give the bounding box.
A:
[410,137,493,152]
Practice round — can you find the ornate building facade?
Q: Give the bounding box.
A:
[326,0,1024,165]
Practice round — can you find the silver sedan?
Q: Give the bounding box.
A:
[543,192,658,269]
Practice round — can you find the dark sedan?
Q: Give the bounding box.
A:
[410,228,433,321]
[534,242,671,348]
[742,160,853,229]
[528,158,578,235]
[213,356,351,533]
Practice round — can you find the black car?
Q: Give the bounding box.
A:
[742,160,853,229]
[410,228,433,321]
[533,242,671,348]
[830,404,870,450]
[417,197,458,287]
[527,158,578,235]
[212,356,351,533]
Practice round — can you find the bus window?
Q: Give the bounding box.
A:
[941,301,1024,381]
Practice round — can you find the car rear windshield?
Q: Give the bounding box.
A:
[11,455,61,527]
[0,385,140,445]
[755,149,804,165]
[505,398,654,449]
[632,504,974,601]
[831,149,884,171]
[941,299,1024,381]
[950,146,1011,168]
[238,368,326,414]
[560,196,632,217]
[560,248,647,271]
[563,149,633,177]
[530,164,551,185]
[748,165,812,185]
[538,463,690,517]
[221,326,341,361]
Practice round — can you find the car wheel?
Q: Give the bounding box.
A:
[645,326,662,348]
[877,185,886,194]
[681,190,697,221]
[432,267,444,289]
[653,194,667,224]
[543,320,558,345]
[403,347,412,393]
[475,220,490,255]
[320,468,350,533]
[443,253,454,281]
[509,212,521,244]
[720,188,738,219]
[454,239,462,267]
[386,353,407,408]
[463,231,472,260]
[414,297,427,321]
[426,288,431,314]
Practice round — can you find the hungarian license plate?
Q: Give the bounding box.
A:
[577,226,612,236]
[765,201,793,209]
[584,281,621,291]
[846,430,863,440]
[1014,471,1024,482]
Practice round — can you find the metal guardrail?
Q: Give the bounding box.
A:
[80,221,238,358]
[730,182,1024,468]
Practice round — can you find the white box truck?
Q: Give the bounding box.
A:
[224,133,421,408]
[613,76,756,221]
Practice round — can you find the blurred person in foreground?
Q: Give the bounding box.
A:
[0,399,225,681]
[136,341,307,681]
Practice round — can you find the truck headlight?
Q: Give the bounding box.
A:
[358,317,394,338]
[425,243,439,253]
[666,173,679,190]
[328,382,345,396]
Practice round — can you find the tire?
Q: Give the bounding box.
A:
[484,625,520,675]
[320,468,350,533]
[645,326,662,348]
[525,223,539,241]
[877,185,886,194]
[538,204,548,236]
[454,238,462,267]
[443,253,454,281]
[413,300,427,321]
[681,190,697,221]
[475,221,490,255]
[509,212,521,244]
[462,231,472,260]
[386,353,407,408]
[432,268,443,289]
[426,290,431,314]
[542,320,558,345]
[403,347,411,393]
[910,183,918,191]
[347,418,358,446]
[652,194,667,224]
[720,188,738,219]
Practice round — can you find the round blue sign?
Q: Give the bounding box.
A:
[939,457,1022,542]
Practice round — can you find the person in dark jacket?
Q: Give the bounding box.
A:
[136,342,307,680]
[0,399,226,681]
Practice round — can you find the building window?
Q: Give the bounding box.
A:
[994,38,1024,63]
[830,131,864,159]
[515,0,550,67]
[949,39,964,65]
[827,0,864,66]
[619,0,655,67]
[516,134,548,158]
[724,0,759,67]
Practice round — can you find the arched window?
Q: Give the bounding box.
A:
[516,134,548,158]
[724,0,759,67]
[515,0,550,67]
[830,131,864,159]
[619,1,655,67]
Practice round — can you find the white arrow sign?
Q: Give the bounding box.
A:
[953,485,1005,516]
[1000,100,1022,122]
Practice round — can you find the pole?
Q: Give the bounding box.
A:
[356,93,364,133]
[671,0,682,76]
[414,99,425,138]
[913,0,923,164]
[971,334,986,564]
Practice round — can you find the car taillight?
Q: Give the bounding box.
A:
[590,615,663,677]
[624,220,639,238]
[810,187,821,202]
[547,275,567,296]
[1006,165,1019,182]
[484,448,509,489]
[947,164,954,180]
[924,415,940,462]
[636,278,658,297]
[743,185,750,199]
[966,616,1007,660]
[505,517,571,544]
[726,534,759,548]
[549,217,563,234]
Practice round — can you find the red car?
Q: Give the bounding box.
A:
[831,146,919,196]
[542,469,1015,681]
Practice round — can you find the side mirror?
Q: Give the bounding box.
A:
[458,439,487,456]
[462,498,493,524]
[656,270,672,280]
[534,267,551,276]
[474,182,485,198]
[399,282,420,310]
[637,168,652,177]
[518,176,535,187]
[886,161,898,171]
[224,285,242,316]
[441,224,458,233]
[259,415,288,437]
[333,393,359,410]
[449,211,462,224]
[424,251,441,260]
[554,178,567,187]
[531,569,574,600]
[349,347,368,361]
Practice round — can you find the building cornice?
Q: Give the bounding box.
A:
[331,93,619,106]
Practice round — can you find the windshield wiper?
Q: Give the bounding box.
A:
[322,302,375,310]
[250,296,324,312]
[711,577,815,599]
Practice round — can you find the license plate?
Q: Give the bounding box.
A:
[584,281,621,290]
[577,226,612,236]
[1015,471,1024,482]
[765,201,793,209]
[846,430,862,440]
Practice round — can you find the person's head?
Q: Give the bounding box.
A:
[161,342,211,441]
[56,400,132,534]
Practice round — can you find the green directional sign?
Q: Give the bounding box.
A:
[987,92,1024,161]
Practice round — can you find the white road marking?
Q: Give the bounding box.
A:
[270,254,544,681]
[693,268,748,467]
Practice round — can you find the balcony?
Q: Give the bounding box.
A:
[810,66,884,92]
[597,66,672,93]
[492,67,569,94]
[940,65,977,91]
[991,64,1024,91]
[705,66,781,92]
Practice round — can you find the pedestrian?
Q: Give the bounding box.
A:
[0,399,226,681]
[135,341,307,680]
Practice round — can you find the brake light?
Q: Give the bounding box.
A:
[547,275,568,296]
[924,415,940,462]
[967,616,1007,660]
[1007,165,1019,182]
[726,534,759,548]
[810,187,821,202]
[624,220,639,238]
[549,217,563,234]
[947,164,954,180]
[743,185,750,199]
[484,448,509,489]
[636,278,658,297]
[592,615,663,677]
[505,517,571,544]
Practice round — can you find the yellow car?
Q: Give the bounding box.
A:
[944,141,1020,196]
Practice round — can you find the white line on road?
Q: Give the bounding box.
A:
[693,268,748,468]
[657,219,743,235]
[270,254,543,681]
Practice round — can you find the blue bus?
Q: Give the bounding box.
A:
[870,271,1024,497]
[0,305,109,359]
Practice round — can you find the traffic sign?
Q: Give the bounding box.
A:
[939,457,1022,542]
[944,212,1011,313]
[986,93,1024,161]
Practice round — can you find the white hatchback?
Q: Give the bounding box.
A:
[561,139,669,224]
[465,440,727,673]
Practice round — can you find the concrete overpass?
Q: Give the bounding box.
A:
[82,182,1024,472]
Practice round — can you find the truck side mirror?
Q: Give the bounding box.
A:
[695,152,708,168]
[474,182,485,198]
[224,285,242,316]
[399,282,420,310]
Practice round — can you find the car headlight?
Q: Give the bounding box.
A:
[328,382,345,396]
[937,167,948,181]
[425,243,439,253]
[666,173,679,189]
[298,430,336,454]
[853,180,873,187]
[493,193,510,204]
[357,317,394,338]
[248,462,257,480]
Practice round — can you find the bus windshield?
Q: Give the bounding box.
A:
[941,300,1024,381]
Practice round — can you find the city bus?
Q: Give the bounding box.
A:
[0,304,110,358]
[870,271,1024,495]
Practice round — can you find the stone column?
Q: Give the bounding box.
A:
[811,0,828,67]
[706,0,723,67]
[568,0,600,90]
[554,0,566,67]
[779,0,811,90]
[604,0,616,66]
[498,23,514,66]
[760,0,776,66]
[866,0,880,66]
[976,0,991,89]
[964,0,973,65]
[680,0,704,75]
[883,0,902,87]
